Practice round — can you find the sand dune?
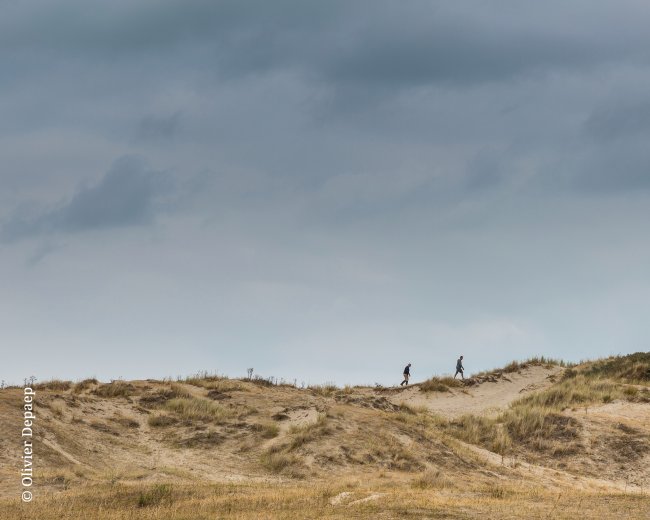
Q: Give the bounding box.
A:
[391,365,563,418]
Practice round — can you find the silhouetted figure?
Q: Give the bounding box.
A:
[454,356,464,379]
[400,363,412,386]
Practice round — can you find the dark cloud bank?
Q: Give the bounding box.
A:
[2,157,169,241]
[1,1,649,384]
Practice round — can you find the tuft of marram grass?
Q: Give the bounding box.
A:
[308,383,338,397]
[35,380,72,391]
[137,484,173,508]
[147,414,178,427]
[93,381,134,398]
[419,376,463,393]
[169,383,194,399]
[259,452,305,478]
[411,469,452,489]
[163,397,233,422]
[73,378,99,393]
[252,422,280,439]
[183,377,246,392]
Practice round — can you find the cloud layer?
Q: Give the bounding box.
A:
[1,1,650,384]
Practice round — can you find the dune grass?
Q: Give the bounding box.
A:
[308,383,339,397]
[183,375,246,392]
[419,376,463,393]
[35,379,72,391]
[578,351,650,382]
[259,452,305,477]
[73,378,99,393]
[252,421,280,439]
[163,397,233,422]
[471,356,570,378]
[1,480,647,519]
[148,414,179,427]
[93,381,135,398]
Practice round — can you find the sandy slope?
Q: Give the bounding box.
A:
[387,365,563,418]
[579,400,650,428]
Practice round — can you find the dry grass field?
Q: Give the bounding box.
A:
[0,353,648,519]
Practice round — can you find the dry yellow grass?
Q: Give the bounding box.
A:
[162,397,233,421]
[0,480,647,519]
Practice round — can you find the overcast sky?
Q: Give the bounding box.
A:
[2,1,650,385]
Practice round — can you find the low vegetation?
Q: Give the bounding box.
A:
[252,421,280,439]
[259,451,305,477]
[419,376,463,393]
[35,379,72,391]
[183,373,246,392]
[163,397,233,422]
[411,468,452,489]
[148,414,178,427]
[73,378,99,393]
[93,381,134,398]
[577,351,650,382]
[308,383,338,397]
[2,480,646,519]
[472,356,570,378]
[137,484,173,508]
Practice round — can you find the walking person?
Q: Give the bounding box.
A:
[454,355,464,379]
[400,363,412,386]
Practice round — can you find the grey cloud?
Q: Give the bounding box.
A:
[136,113,181,142]
[464,150,509,192]
[26,241,66,267]
[564,99,650,191]
[2,156,169,241]
[584,100,650,141]
[0,1,341,56]
[3,1,650,90]
[323,24,595,88]
[577,142,650,191]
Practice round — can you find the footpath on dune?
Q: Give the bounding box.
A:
[384,365,563,418]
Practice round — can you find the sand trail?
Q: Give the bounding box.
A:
[387,365,563,418]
